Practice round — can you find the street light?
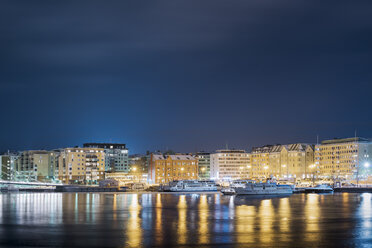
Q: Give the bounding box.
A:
[364,162,370,168]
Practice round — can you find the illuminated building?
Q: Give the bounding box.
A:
[14,150,56,182]
[149,154,198,184]
[210,150,250,180]
[83,143,129,172]
[315,137,372,181]
[195,152,210,179]
[0,152,18,180]
[56,148,105,184]
[251,144,314,180]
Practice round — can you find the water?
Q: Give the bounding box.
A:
[0,192,370,248]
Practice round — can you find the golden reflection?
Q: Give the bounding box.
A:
[198,195,209,244]
[126,194,142,248]
[258,199,274,243]
[236,204,256,244]
[279,198,291,242]
[178,195,187,244]
[305,194,320,241]
[155,194,163,245]
[113,194,117,221]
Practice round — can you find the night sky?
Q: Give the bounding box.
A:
[1,1,372,154]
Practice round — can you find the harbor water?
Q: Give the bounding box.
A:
[0,192,370,247]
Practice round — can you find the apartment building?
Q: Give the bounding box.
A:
[251,144,314,180]
[0,152,18,180]
[15,150,56,182]
[315,137,372,180]
[210,150,250,181]
[149,154,198,184]
[83,143,129,172]
[56,148,105,184]
[195,152,211,179]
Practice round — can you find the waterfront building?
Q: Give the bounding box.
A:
[251,144,314,180]
[14,150,56,182]
[251,145,281,179]
[315,137,372,181]
[83,143,129,172]
[0,152,18,180]
[56,148,105,184]
[149,154,198,184]
[129,154,149,174]
[195,152,211,179]
[210,150,250,181]
[105,172,148,185]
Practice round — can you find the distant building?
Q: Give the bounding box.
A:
[315,137,372,181]
[129,154,149,174]
[105,172,148,185]
[149,154,198,184]
[0,152,18,180]
[83,143,129,172]
[14,150,56,182]
[251,144,314,180]
[210,150,250,181]
[56,148,105,184]
[195,152,210,179]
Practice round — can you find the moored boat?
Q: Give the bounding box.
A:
[221,187,236,195]
[235,182,293,195]
[305,184,334,193]
[163,180,218,192]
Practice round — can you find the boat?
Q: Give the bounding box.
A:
[221,187,236,195]
[163,180,218,192]
[235,182,293,195]
[305,184,334,193]
[221,180,253,195]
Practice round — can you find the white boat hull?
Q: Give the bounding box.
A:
[169,187,217,192]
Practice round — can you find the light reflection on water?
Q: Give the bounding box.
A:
[0,192,370,248]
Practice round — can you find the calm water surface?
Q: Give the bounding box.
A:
[0,192,370,247]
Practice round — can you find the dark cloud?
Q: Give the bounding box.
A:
[1,0,372,153]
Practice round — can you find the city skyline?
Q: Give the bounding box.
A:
[1,1,372,154]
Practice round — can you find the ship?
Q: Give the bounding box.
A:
[235,182,293,195]
[305,184,334,193]
[221,180,254,195]
[162,180,218,192]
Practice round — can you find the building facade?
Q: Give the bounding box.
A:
[15,150,56,182]
[0,152,18,180]
[149,154,198,184]
[195,152,211,179]
[251,144,314,180]
[83,143,129,172]
[210,150,250,181]
[55,148,105,184]
[315,137,372,181]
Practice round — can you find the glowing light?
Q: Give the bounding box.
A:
[364,162,370,168]
[282,164,286,168]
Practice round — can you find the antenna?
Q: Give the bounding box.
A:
[316,134,319,145]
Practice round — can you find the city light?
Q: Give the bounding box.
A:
[364,162,370,168]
